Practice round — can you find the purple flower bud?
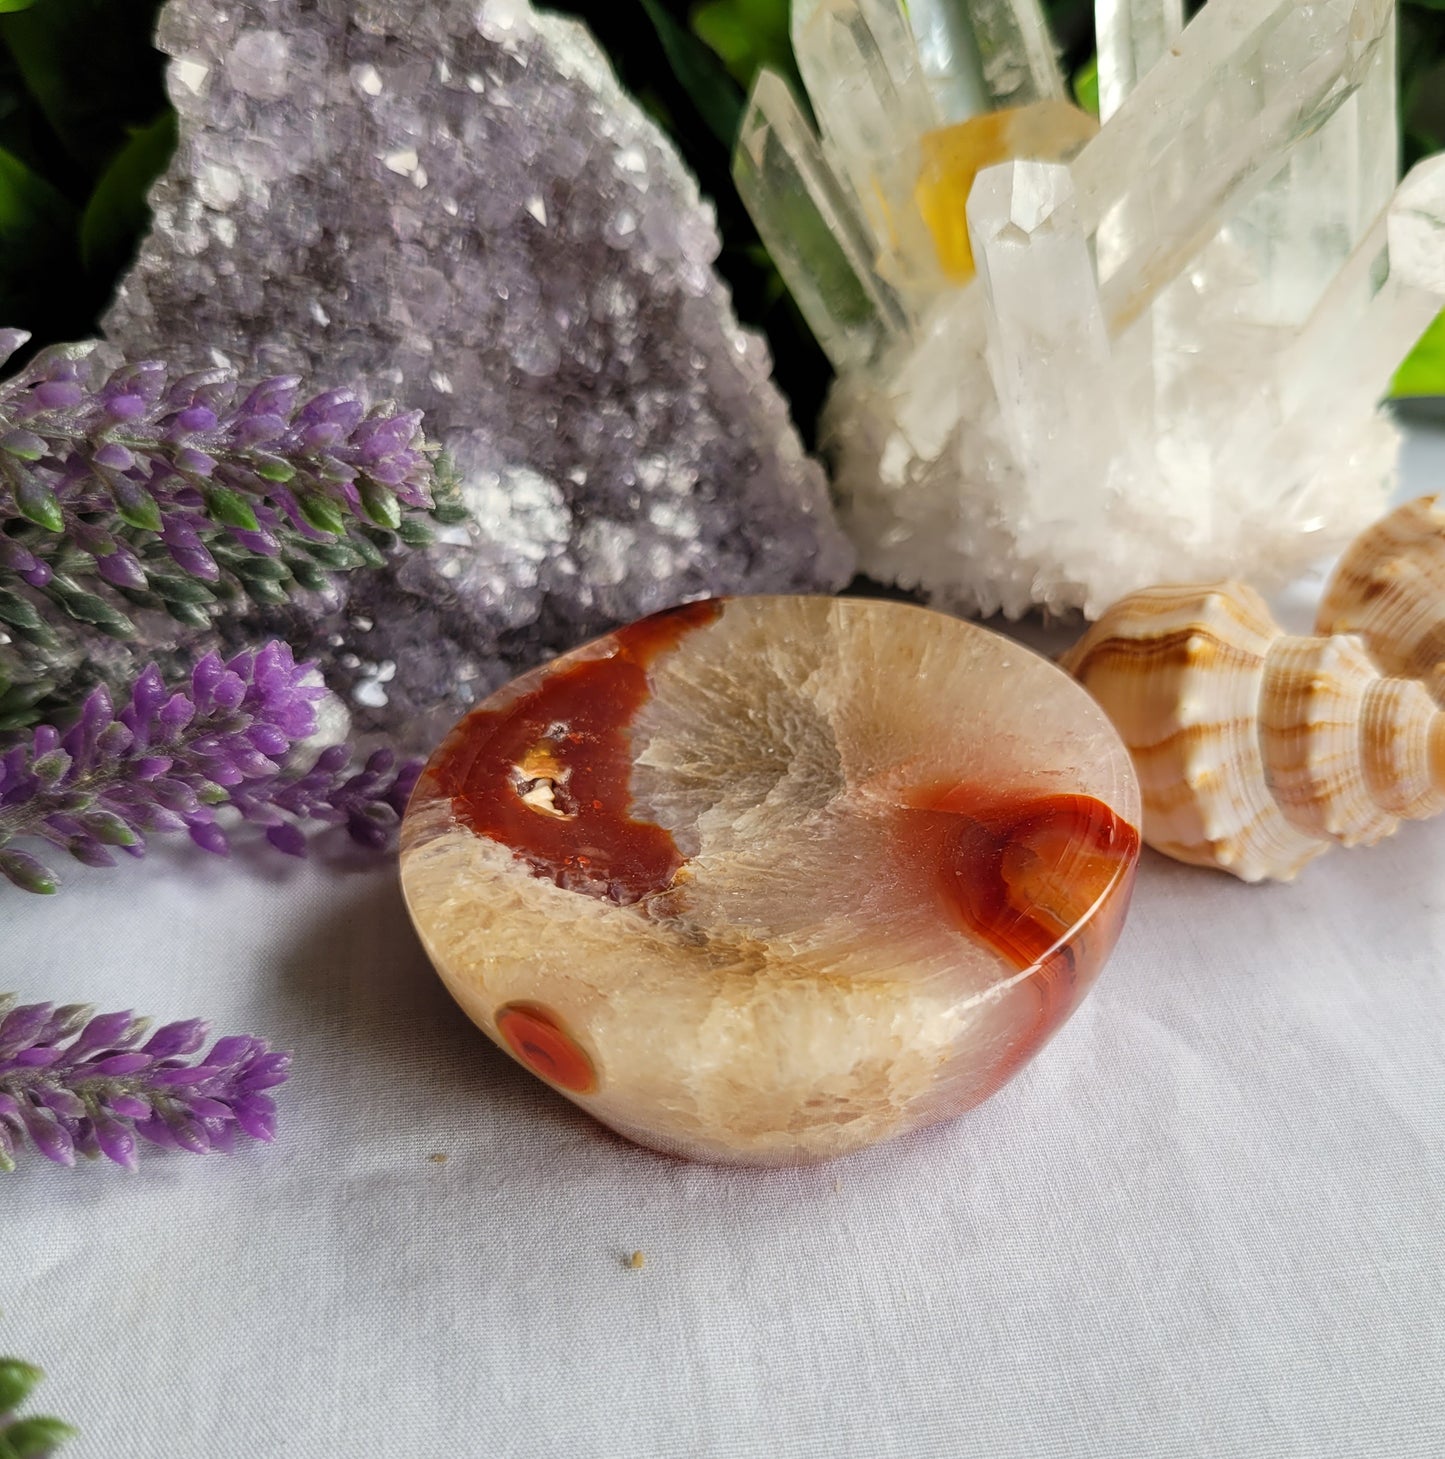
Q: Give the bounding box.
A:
[35,1085,85,1119]
[172,405,219,434]
[209,671,248,712]
[66,837,117,869]
[67,1010,140,1059]
[243,1051,294,1090]
[247,723,292,758]
[232,1094,277,1141]
[142,1020,209,1059]
[0,1004,54,1054]
[205,1036,259,1068]
[158,693,195,736]
[19,1105,75,1165]
[10,1045,61,1069]
[96,548,149,591]
[34,379,86,410]
[103,392,148,421]
[165,1114,212,1154]
[84,1052,153,1077]
[176,446,216,476]
[188,821,230,857]
[265,822,308,858]
[93,1109,139,1170]
[314,745,350,776]
[238,377,300,419]
[132,1116,178,1150]
[91,441,136,471]
[231,412,288,448]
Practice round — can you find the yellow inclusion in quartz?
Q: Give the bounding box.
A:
[915,102,1100,281]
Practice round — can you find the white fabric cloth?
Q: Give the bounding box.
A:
[3,429,1445,1459]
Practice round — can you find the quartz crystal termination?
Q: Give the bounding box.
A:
[737,0,1445,619]
[401,597,1141,1165]
[104,0,854,751]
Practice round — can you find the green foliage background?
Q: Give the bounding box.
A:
[2,0,1443,430]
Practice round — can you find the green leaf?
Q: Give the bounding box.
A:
[0,1,41,13]
[691,0,795,90]
[303,540,364,570]
[46,584,135,635]
[296,493,346,537]
[235,553,288,581]
[0,847,58,894]
[12,474,63,531]
[0,586,43,631]
[251,455,296,483]
[357,478,401,529]
[0,1361,41,1415]
[285,558,329,592]
[1392,309,1445,398]
[0,0,168,170]
[144,574,213,605]
[1073,54,1100,117]
[79,109,176,277]
[112,492,163,533]
[349,530,386,569]
[0,676,57,722]
[637,0,744,149]
[239,574,291,607]
[164,599,212,630]
[78,809,138,847]
[0,142,78,329]
[203,485,260,532]
[0,144,68,233]
[0,428,44,460]
[1,1416,78,1457]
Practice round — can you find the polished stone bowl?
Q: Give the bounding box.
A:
[400,596,1140,1164]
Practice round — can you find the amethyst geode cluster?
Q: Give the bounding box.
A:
[103,0,854,753]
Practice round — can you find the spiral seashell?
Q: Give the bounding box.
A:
[1061,581,1445,882]
[1317,495,1445,704]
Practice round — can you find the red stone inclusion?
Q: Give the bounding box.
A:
[903,787,1140,972]
[423,599,723,904]
[897,788,1139,1077]
[496,1003,597,1094]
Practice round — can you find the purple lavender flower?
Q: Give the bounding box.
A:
[0,640,420,892]
[0,329,465,640]
[0,995,291,1171]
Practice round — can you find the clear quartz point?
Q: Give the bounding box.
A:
[967,160,1132,542]
[1281,155,1445,425]
[907,0,991,121]
[792,0,942,293]
[1095,0,1184,122]
[733,71,907,369]
[966,0,1067,107]
[1075,0,1394,330]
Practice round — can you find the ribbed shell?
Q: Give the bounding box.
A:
[1317,495,1445,703]
[1062,581,1445,882]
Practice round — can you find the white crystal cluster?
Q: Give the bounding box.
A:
[105,0,854,751]
[737,0,1445,617]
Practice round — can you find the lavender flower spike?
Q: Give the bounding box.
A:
[0,640,421,892]
[0,330,465,638]
[0,994,292,1171]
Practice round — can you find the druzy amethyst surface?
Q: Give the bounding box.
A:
[103,0,854,752]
